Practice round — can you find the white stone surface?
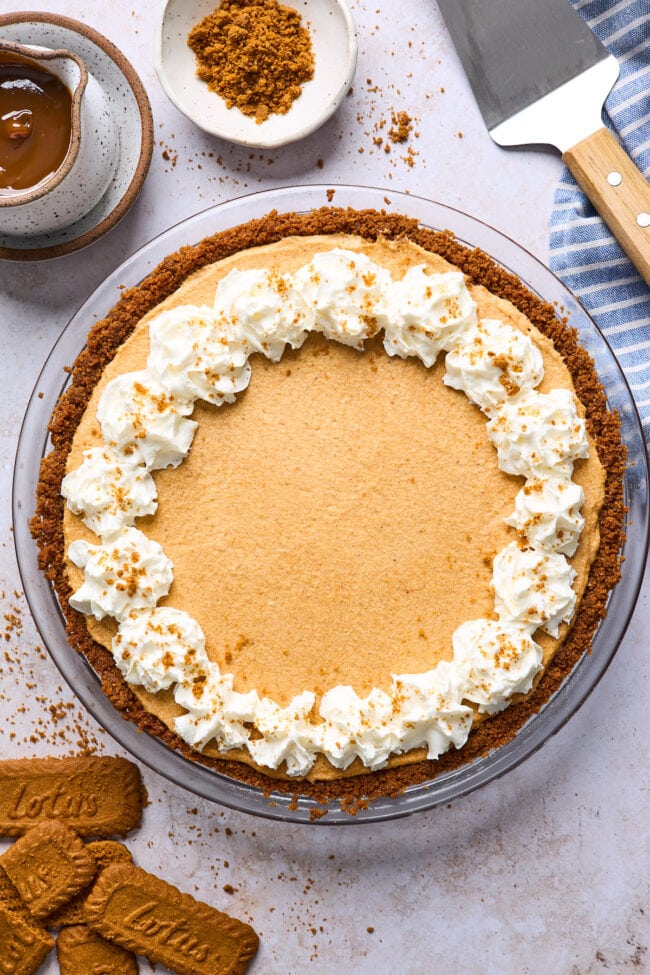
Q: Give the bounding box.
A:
[0,1,648,973]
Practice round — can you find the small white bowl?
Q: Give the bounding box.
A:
[155,0,357,148]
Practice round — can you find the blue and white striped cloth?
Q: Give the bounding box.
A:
[549,0,650,438]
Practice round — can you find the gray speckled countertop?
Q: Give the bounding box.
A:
[0,2,648,973]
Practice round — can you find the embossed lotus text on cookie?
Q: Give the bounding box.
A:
[0,757,145,837]
[0,901,54,975]
[84,863,259,975]
[0,821,96,920]
[56,923,138,975]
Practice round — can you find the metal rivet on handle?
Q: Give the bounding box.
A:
[607,171,622,186]
[637,212,650,227]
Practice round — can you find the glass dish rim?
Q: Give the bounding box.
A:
[13,183,650,825]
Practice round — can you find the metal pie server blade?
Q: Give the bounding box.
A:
[437,0,650,285]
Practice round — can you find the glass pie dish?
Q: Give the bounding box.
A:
[13,185,650,824]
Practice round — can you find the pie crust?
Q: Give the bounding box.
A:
[32,207,626,808]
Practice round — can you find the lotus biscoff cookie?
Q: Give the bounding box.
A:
[84,841,135,868]
[0,757,145,837]
[56,923,138,975]
[0,821,96,921]
[48,840,134,928]
[0,901,54,975]
[0,866,33,925]
[84,862,259,975]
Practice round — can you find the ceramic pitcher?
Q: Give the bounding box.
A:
[0,41,118,236]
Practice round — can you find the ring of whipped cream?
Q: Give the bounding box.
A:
[62,248,589,776]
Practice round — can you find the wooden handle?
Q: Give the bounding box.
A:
[563,127,650,286]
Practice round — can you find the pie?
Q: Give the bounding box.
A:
[33,207,626,808]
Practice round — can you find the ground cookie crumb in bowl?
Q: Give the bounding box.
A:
[188,0,315,124]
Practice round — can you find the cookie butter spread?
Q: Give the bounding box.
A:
[0,51,72,193]
[60,237,604,779]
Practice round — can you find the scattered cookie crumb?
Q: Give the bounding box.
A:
[388,110,412,144]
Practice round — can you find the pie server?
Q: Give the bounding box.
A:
[437,0,650,285]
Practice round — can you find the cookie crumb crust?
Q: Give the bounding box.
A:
[31,207,626,808]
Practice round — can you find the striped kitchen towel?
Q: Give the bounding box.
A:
[549,0,650,438]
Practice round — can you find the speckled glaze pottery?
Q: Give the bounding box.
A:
[0,41,118,236]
